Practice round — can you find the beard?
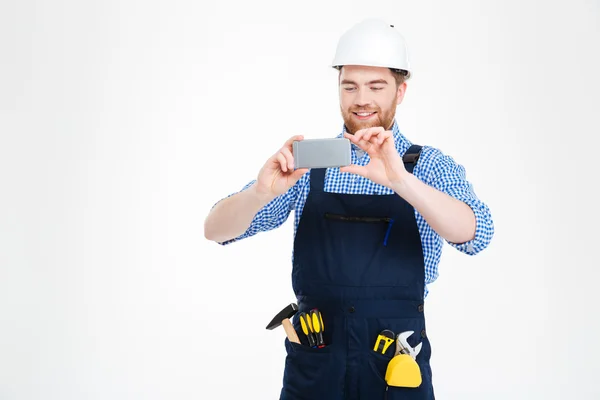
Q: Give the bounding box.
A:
[341,98,397,135]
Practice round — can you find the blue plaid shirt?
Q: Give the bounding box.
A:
[218,120,494,297]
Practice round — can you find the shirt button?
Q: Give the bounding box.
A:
[418,304,424,312]
[348,306,355,313]
[421,329,427,338]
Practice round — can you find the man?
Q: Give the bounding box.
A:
[204,18,494,400]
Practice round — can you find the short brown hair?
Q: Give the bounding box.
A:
[390,68,410,86]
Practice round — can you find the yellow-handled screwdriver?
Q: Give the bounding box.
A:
[309,309,325,348]
[299,312,317,348]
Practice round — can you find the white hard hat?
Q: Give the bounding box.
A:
[332,18,410,73]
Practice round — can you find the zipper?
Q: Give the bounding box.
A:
[324,213,395,246]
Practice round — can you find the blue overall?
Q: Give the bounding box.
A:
[280,146,435,400]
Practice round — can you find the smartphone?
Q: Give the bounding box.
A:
[293,138,351,169]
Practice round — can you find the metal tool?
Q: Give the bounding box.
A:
[266,303,301,344]
[395,331,422,360]
[299,312,317,347]
[373,329,395,355]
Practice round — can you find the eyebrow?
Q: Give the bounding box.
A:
[340,79,389,85]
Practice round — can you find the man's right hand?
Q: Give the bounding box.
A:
[254,135,309,199]
[204,135,309,243]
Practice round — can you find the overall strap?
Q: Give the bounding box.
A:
[403,144,423,174]
[309,168,326,193]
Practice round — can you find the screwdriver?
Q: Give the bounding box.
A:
[310,309,325,348]
[299,312,317,347]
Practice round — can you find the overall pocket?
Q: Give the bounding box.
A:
[324,213,395,246]
[359,318,434,400]
[366,352,433,400]
[281,338,337,400]
[362,350,395,399]
[321,212,410,288]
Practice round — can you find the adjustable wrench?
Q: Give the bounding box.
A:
[395,331,422,360]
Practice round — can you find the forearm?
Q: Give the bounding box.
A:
[392,174,476,244]
[204,183,276,243]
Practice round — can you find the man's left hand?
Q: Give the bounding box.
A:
[340,127,408,190]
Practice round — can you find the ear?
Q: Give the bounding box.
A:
[396,82,407,105]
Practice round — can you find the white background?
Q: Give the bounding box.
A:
[1,0,599,399]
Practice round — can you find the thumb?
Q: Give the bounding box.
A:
[340,165,368,177]
[290,167,309,181]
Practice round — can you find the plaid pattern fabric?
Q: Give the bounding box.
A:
[217,120,495,297]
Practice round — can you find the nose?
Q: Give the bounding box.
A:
[355,88,371,108]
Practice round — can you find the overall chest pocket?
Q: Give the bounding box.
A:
[320,212,417,288]
[324,213,395,246]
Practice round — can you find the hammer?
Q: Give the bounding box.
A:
[266,303,301,344]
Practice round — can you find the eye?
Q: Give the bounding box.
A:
[371,87,384,91]
[343,87,356,92]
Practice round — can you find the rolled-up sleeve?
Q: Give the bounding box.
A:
[214,180,298,246]
[429,150,495,255]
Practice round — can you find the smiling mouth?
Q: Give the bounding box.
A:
[353,111,377,120]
